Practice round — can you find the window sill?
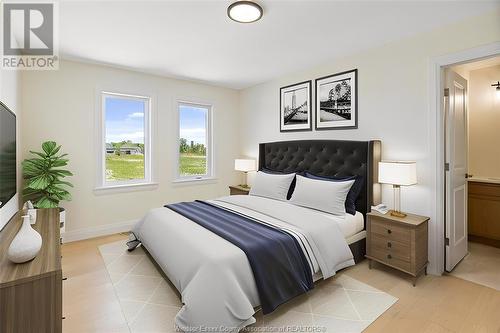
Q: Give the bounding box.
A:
[172,177,218,186]
[94,182,159,195]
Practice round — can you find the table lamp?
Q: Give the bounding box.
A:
[234,159,256,188]
[378,161,417,218]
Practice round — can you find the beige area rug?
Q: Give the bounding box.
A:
[99,241,397,333]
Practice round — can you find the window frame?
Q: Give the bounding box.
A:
[175,100,214,182]
[96,91,154,190]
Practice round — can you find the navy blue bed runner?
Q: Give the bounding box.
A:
[165,200,314,314]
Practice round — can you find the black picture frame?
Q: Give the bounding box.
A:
[279,80,313,132]
[315,69,358,130]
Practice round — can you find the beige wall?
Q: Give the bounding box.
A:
[14,8,500,269]
[239,11,499,220]
[238,10,499,274]
[21,60,240,237]
[0,70,21,113]
[468,64,500,179]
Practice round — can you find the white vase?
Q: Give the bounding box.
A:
[7,215,42,263]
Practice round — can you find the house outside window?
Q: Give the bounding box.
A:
[97,92,153,189]
[176,101,213,181]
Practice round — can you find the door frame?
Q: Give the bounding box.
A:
[428,42,500,275]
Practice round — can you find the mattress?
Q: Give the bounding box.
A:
[346,230,366,245]
[317,210,365,239]
[339,211,365,238]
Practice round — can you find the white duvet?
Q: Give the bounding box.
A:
[132,195,354,332]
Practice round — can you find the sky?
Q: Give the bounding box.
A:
[283,86,308,109]
[319,78,351,101]
[105,97,207,145]
[105,97,146,144]
[179,105,207,145]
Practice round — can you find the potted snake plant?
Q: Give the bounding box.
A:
[22,141,73,237]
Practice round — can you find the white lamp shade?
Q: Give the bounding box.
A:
[378,161,417,186]
[234,159,256,172]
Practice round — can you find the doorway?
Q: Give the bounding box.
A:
[444,56,500,290]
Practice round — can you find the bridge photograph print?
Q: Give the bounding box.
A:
[315,69,358,130]
[280,80,312,132]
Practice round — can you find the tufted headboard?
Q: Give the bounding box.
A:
[258,140,381,222]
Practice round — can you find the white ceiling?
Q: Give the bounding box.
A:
[55,0,499,89]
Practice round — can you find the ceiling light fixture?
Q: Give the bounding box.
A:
[227,1,263,23]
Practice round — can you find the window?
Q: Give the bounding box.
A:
[99,92,152,188]
[177,102,212,181]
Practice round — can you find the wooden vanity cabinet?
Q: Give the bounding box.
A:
[468,181,500,247]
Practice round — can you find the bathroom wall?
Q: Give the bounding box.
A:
[468,64,500,179]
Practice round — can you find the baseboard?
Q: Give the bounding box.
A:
[469,235,500,249]
[62,219,137,243]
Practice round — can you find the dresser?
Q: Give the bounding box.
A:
[0,209,62,333]
[229,185,250,195]
[366,211,429,286]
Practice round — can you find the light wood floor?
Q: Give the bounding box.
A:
[62,234,500,333]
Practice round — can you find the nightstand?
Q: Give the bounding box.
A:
[366,211,429,286]
[229,185,250,196]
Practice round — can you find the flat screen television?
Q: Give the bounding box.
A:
[0,101,16,210]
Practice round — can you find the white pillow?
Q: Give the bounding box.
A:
[290,175,354,216]
[249,171,295,201]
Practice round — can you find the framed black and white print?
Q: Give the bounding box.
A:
[280,80,312,132]
[315,69,357,130]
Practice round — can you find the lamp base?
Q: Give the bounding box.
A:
[390,210,407,218]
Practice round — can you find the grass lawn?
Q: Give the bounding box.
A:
[179,153,207,176]
[106,154,145,181]
[105,153,206,181]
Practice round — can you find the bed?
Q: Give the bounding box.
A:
[132,139,381,332]
[257,140,381,263]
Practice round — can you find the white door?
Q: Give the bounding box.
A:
[445,69,468,272]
